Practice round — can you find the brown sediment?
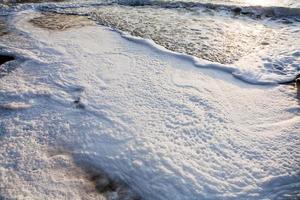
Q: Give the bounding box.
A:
[30,12,94,31]
[74,156,142,200]
[0,17,9,36]
[47,148,141,200]
[1,0,64,4]
[0,102,31,110]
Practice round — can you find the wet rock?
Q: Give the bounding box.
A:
[296,78,300,87]
[281,18,293,24]
[74,97,85,109]
[256,14,262,19]
[0,55,19,78]
[232,7,242,15]
[72,155,142,200]
[89,170,141,200]
[92,175,111,193]
[280,74,300,86]
[0,55,14,65]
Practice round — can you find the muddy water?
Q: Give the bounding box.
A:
[30,12,94,30]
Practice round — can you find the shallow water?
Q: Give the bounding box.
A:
[90,6,275,64]
[30,12,94,30]
[134,0,300,8]
[35,1,300,84]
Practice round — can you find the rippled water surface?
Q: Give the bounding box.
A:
[1,0,300,82]
[37,0,298,83]
[151,0,300,7]
[90,6,275,64]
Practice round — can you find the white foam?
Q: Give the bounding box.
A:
[0,10,299,200]
[102,26,298,85]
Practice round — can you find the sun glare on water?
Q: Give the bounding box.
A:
[241,0,285,6]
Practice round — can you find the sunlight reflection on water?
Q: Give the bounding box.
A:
[183,0,300,8]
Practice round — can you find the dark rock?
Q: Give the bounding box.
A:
[233,7,242,14]
[93,175,111,193]
[296,78,300,87]
[281,18,293,24]
[74,97,85,109]
[0,55,14,65]
[256,15,262,19]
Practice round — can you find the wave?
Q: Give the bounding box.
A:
[116,0,300,18]
[2,0,300,19]
[30,1,300,85]
[110,29,300,85]
[1,0,300,85]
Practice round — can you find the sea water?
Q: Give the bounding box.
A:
[23,0,300,84]
[0,0,300,199]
